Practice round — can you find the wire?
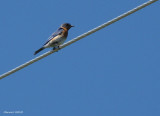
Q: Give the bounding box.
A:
[0,0,158,80]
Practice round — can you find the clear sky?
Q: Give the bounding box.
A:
[0,0,159,116]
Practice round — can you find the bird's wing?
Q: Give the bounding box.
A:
[43,28,63,46]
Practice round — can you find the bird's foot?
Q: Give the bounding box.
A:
[52,46,60,52]
[52,47,56,50]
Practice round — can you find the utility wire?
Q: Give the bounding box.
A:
[0,0,158,79]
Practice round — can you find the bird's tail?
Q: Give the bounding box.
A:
[34,47,44,55]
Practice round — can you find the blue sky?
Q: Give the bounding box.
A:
[0,0,159,116]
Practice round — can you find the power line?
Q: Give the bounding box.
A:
[0,0,158,80]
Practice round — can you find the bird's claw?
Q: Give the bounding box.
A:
[52,46,60,52]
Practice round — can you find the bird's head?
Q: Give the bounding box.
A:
[61,23,74,30]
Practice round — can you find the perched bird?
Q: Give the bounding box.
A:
[34,23,74,55]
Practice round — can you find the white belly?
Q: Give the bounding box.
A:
[44,35,67,48]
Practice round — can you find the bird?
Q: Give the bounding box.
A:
[34,23,74,55]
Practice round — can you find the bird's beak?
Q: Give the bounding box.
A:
[71,25,74,27]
